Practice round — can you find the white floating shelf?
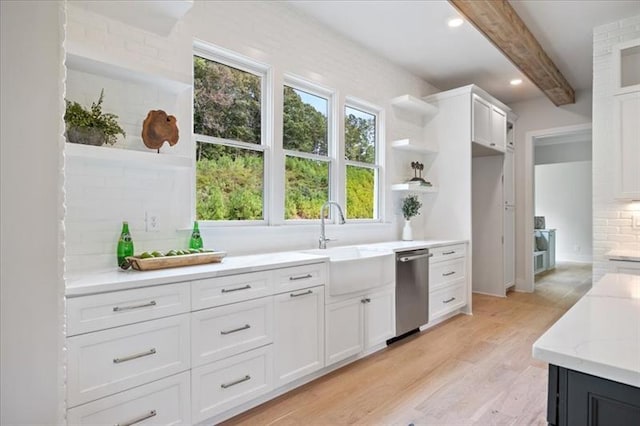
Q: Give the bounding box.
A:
[65,142,192,169]
[391,95,438,118]
[66,43,191,94]
[391,183,438,193]
[391,139,438,155]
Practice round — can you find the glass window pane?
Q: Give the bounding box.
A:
[285,156,329,219]
[193,56,261,144]
[196,142,264,220]
[346,165,375,219]
[283,86,328,155]
[345,106,376,163]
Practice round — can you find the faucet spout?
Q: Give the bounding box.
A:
[319,201,346,249]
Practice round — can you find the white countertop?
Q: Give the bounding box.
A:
[533,273,640,387]
[606,249,640,262]
[65,239,466,297]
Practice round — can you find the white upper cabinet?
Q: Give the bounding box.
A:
[614,91,640,200]
[472,94,507,152]
[613,39,640,94]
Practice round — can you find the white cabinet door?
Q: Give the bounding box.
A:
[491,105,507,151]
[503,148,515,206]
[364,286,395,350]
[325,297,363,366]
[472,95,492,147]
[274,286,325,387]
[614,91,640,200]
[504,206,515,289]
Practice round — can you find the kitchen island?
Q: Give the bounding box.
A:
[533,273,640,426]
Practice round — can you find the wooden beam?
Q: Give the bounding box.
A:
[449,0,575,106]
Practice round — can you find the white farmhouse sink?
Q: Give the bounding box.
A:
[303,246,394,296]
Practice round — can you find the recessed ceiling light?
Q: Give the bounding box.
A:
[510,79,523,86]
[448,17,464,28]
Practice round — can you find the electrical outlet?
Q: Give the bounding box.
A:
[145,211,160,232]
[633,212,640,230]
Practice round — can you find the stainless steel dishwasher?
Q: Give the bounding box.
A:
[394,248,430,338]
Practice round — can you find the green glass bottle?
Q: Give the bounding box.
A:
[117,221,134,269]
[189,221,203,250]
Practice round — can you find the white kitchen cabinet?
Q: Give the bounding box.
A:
[472,94,506,152]
[504,148,515,206]
[613,91,640,200]
[504,206,515,289]
[428,244,469,322]
[325,285,395,366]
[274,285,325,387]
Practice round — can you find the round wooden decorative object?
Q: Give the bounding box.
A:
[141,110,179,150]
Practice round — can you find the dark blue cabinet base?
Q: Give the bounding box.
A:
[547,365,640,426]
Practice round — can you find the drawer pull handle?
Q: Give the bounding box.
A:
[289,273,313,281]
[290,290,313,298]
[115,410,157,426]
[443,297,456,304]
[490,143,496,146]
[442,251,456,255]
[220,324,251,335]
[361,298,371,304]
[221,375,251,389]
[112,300,156,312]
[221,285,251,293]
[113,348,156,364]
[442,271,456,277]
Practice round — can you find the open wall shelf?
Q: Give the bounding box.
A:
[391,139,438,155]
[65,142,192,169]
[391,183,438,193]
[391,95,438,119]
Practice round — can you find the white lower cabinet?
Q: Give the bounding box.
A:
[191,345,273,423]
[429,279,467,321]
[325,285,395,366]
[67,371,190,426]
[274,285,325,387]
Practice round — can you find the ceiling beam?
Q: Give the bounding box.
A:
[449,0,575,106]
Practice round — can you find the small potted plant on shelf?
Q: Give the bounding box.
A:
[64,89,125,146]
[401,194,422,241]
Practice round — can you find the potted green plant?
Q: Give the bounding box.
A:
[401,194,422,241]
[64,89,125,146]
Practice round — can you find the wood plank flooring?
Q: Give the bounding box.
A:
[223,262,592,426]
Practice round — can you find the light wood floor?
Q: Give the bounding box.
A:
[223,262,592,426]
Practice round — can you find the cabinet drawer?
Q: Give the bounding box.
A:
[67,314,190,407]
[67,371,190,425]
[67,284,190,336]
[192,297,274,366]
[191,345,273,423]
[430,244,466,262]
[429,257,465,290]
[272,262,326,293]
[429,280,467,321]
[192,271,272,310]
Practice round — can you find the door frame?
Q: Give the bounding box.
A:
[521,123,592,293]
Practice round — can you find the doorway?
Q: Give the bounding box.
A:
[523,124,592,292]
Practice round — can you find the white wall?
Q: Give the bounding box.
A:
[535,141,592,165]
[64,1,440,271]
[535,161,593,263]
[510,91,592,290]
[1,1,65,424]
[592,16,640,281]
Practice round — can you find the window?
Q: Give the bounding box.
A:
[193,49,268,222]
[282,82,333,220]
[344,103,380,219]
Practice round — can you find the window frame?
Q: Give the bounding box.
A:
[343,96,384,222]
[192,40,273,226]
[282,75,337,224]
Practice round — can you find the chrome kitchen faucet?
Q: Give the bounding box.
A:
[319,201,346,249]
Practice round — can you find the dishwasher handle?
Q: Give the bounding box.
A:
[398,252,432,262]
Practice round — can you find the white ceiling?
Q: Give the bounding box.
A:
[288,0,640,105]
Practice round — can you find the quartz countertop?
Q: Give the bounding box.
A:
[532,273,640,387]
[606,249,640,262]
[65,239,466,297]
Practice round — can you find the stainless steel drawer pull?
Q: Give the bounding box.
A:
[399,253,431,262]
[290,290,313,298]
[220,324,251,335]
[442,251,456,255]
[113,348,156,364]
[221,285,251,293]
[112,300,156,312]
[289,273,313,281]
[490,143,496,146]
[115,410,157,426]
[361,297,371,304]
[442,271,456,277]
[443,297,456,304]
[221,375,251,389]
